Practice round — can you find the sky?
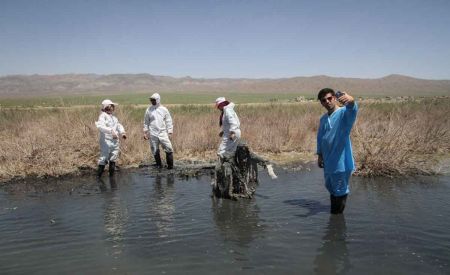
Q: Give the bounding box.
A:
[1,0,450,79]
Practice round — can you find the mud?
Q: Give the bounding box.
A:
[0,160,217,194]
[0,157,317,194]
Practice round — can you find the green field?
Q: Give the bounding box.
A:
[0,92,311,108]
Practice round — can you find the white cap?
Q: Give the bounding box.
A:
[101,99,118,108]
[215,97,226,106]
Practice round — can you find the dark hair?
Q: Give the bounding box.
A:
[317,88,335,100]
[102,105,114,112]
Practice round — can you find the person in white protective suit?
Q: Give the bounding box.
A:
[143,93,174,169]
[95,99,127,177]
[215,97,241,159]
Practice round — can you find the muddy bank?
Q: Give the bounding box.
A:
[0,155,320,194]
[0,161,214,192]
[0,150,315,186]
[2,151,450,192]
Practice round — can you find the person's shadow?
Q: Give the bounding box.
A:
[313,214,351,275]
[283,198,329,217]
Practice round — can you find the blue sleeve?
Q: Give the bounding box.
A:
[344,101,358,128]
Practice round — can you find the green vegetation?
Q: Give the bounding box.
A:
[0,92,307,108]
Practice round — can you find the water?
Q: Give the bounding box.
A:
[1,167,449,274]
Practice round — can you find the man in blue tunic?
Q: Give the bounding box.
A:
[317,88,358,214]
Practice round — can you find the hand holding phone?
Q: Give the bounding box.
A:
[335,91,344,98]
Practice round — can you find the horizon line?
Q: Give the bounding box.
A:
[1,73,449,81]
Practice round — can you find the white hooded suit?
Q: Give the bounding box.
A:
[143,93,174,155]
[95,109,126,165]
[218,102,241,158]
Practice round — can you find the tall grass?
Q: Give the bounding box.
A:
[1,99,449,182]
[353,99,450,176]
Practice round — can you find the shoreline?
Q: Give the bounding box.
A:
[0,152,312,187]
[2,151,449,191]
[0,151,316,187]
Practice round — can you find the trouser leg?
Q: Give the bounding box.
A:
[325,172,351,214]
[166,152,174,169]
[217,130,241,158]
[330,194,348,214]
[99,139,119,178]
[158,133,174,169]
[109,141,120,163]
[98,139,110,166]
[159,133,173,154]
[150,136,163,168]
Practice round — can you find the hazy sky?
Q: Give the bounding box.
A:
[1,0,449,79]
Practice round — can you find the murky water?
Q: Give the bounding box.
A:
[1,167,449,274]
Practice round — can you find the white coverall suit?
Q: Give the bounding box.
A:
[143,93,174,167]
[95,112,126,165]
[218,102,241,158]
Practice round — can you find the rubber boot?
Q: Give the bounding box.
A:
[330,194,348,214]
[97,165,105,178]
[166,152,174,169]
[109,161,116,177]
[154,150,162,168]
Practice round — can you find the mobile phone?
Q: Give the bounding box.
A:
[335,91,344,98]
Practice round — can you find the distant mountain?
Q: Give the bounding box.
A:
[1,73,449,97]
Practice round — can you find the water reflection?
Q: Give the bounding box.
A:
[313,215,351,275]
[98,177,118,192]
[152,174,175,238]
[101,177,128,259]
[284,198,329,217]
[212,198,264,249]
[1,171,450,273]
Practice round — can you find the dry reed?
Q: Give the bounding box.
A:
[1,98,449,182]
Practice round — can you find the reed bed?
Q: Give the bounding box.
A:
[1,98,449,182]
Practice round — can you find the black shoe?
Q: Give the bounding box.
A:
[166,152,174,169]
[109,162,116,176]
[97,165,105,178]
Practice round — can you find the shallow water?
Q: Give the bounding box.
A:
[1,167,449,274]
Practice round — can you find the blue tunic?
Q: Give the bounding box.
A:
[317,103,358,196]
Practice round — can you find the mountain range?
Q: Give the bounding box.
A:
[1,73,449,98]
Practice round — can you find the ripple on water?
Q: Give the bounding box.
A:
[0,169,449,274]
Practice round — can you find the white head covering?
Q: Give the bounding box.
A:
[149,93,161,104]
[215,97,226,107]
[101,99,118,109]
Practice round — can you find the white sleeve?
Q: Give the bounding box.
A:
[95,113,112,134]
[143,108,150,132]
[165,108,173,134]
[117,120,125,134]
[226,110,240,132]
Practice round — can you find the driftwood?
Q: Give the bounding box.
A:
[212,141,276,200]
